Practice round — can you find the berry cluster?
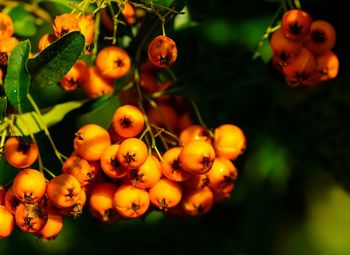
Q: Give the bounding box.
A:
[270,9,339,87]
[0,103,246,239]
[0,2,246,241]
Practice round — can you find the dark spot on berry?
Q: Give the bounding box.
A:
[17,137,33,154]
[223,175,235,189]
[200,156,213,169]
[24,193,33,203]
[111,158,121,169]
[120,117,132,128]
[279,51,289,63]
[201,176,210,188]
[114,58,125,68]
[159,198,169,212]
[289,22,302,35]
[311,29,325,43]
[130,170,144,185]
[0,22,7,31]
[131,202,140,211]
[194,204,204,214]
[159,55,170,66]
[65,188,75,199]
[171,159,181,174]
[23,217,35,231]
[0,52,8,66]
[124,152,136,164]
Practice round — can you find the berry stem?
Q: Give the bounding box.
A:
[27,94,64,164]
[139,126,150,140]
[150,124,182,146]
[190,99,207,128]
[293,0,302,9]
[43,167,56,178]
[92,11,101,61]
[253,3,283,60]
[17,114,44,173]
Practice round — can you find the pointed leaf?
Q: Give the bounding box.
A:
[4,40,31,111]
[27,31,85,88]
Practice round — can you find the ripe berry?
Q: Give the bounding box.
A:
[148,35,178,68]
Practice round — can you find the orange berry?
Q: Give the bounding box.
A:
[119,2,136,25]
[207,158,237,194]
[47,174,82,208]
[270,28,302,66]
[112,105,145,138]
[12,169,46,204]
[161,147,191,182]
[179,125,212,146]
[179,140,215,174]
[281,9,312,40]
[100,144,130,179]
[117,138,148,169]
[36,206,63,240]
[315,51,339,81]
[112,184,150,218]
[212,188,232,203]
[129,155,161,188]
[0,13,14,39]
[38,33,57,51]
[15,203,48,233]
[78,14,95,54]
[182,173,210,191]
[148,35,178,68]
[81,67,114,98]
[0,205,14,238]
[149,178,182,211]
[4,186,20,214]
[304,20,336,55]
[89,183,119,223]
[213,124,246,160]
[62,154,97,186]
[74,124,111,161]
[53,13,80,38]
[4,136,39,169]
[95,46,131,79]
[283,47,316,87]
[59,189,86,218]
[60,60,89,91]
[181,187,214,216]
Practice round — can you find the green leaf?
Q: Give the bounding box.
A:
[14,100,86,135]
[4,40,31,111]
[8,5,37,37]
[27,31,85,88]
[75,95,120,129]
[0,97,7,120]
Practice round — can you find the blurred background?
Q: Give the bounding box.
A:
[1,0,350,254]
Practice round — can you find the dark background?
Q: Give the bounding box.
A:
[1,0,350,254]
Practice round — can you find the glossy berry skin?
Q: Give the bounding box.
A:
[270,28,302,67]
[148,35,178,68]
[281,9,312,40]
[304,20,336,55]
[4,136,39,169]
